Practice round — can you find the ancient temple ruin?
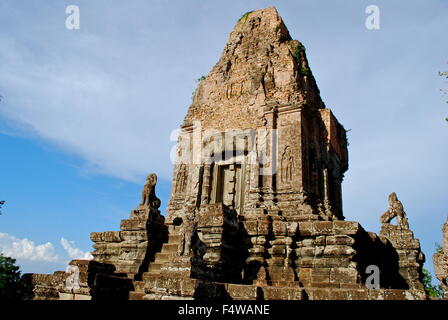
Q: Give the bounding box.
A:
[25,7,428,300]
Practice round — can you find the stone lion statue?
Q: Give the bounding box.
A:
[141,173,161,209]
[380,192,409,229]
[178,213,197,257]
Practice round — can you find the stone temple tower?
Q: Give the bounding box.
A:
[25,7,427,301]
[167,7,348,225]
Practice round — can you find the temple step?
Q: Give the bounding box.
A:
[133,280,145,292]
[160,243,179,254]
[136,228,183,279]
[148,263,162,274]
[128,291,146,300]
[168,234,182,243]
[154,252,176,263]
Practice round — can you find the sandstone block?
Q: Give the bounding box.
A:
[90,232,103,242]
[263,287,303,300]
[325,235,355,246]
[273,220,287,235]
[334,221,360,235]
[323,245,355,257]
[330,267,358,284]
[313,221,334,235]
[227,284,259,300]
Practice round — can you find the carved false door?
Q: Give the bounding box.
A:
[211,163,245,214]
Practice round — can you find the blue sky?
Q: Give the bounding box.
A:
[0,0,447,283]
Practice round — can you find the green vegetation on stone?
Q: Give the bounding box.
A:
[294,42,306,59]
[292,42,308,75]
[299,66,309,76]
[238,11,253,23]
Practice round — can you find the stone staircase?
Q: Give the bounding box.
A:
[147,234,181,274]
[128,226,182,300]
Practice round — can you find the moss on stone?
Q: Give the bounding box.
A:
[299,66,309,76]
[238,11,254,23]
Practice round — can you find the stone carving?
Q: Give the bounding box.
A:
[280,146,294,184]
[175,164,188,194]
[380,192,409,229]
[141,173,161,209]
[64,265,80,291]
[317,199,333,220]
[178,213,197,256]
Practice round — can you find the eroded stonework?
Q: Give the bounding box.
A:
[90,173,166,279]
[25,7,427,300]
[378,194,425,292]
[433,220,448,298]
[168,8,348,224]
[22,271,68,300]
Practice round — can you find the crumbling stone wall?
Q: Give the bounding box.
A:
[57,259,132,300]
[22,271,68,300]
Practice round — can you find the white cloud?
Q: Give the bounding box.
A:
[60,238,93,260]
[0,233,93,271]
[0,232,59,262]
[1,1,446,187]
[0,2,200,183]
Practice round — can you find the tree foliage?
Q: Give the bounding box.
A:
[0,254,32,300]
[422,268,443,298]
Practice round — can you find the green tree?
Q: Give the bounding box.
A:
[422,268,443,298]
[0,254,31,300]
